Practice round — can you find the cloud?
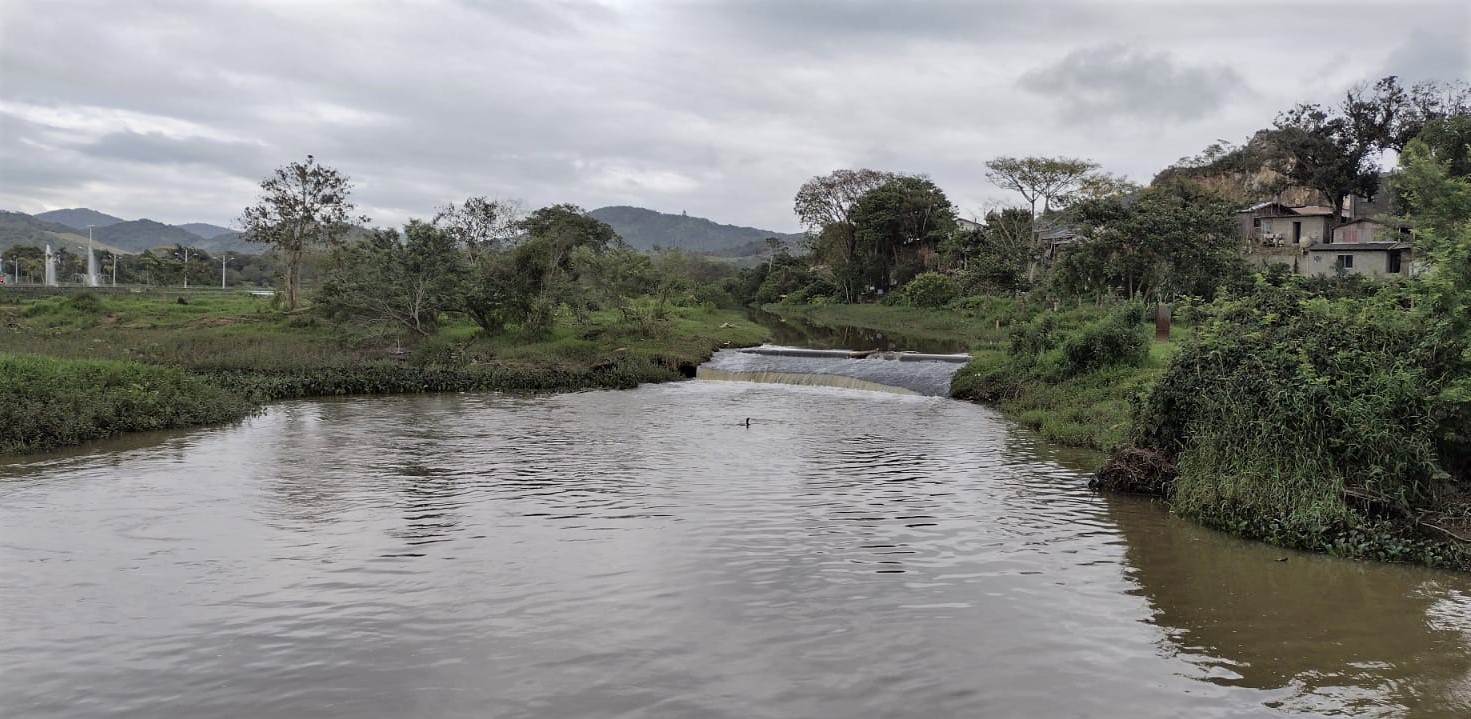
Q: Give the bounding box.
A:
[1019,43,1244,122]
[0,1,1467,229]
[1381,28,1471,84]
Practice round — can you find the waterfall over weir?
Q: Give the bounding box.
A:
[697,345,970,396]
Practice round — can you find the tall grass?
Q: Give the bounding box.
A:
[0,353,256,454]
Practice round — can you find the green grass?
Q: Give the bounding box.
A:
[951,341,1177,452]
[762,302,1016,348]
[0,291,769,453]
[0,353,257,454]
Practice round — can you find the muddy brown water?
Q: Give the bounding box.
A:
[3,383,1470,718]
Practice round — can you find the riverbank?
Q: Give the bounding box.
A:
[765,300,1173,452]
[0,291,767,454]
[769,297,1470,571]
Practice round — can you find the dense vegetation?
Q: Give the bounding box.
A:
[0,352,254,454]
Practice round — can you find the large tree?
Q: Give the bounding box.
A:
[849,176,957,292]
[1268,77,1411,223]
[793,169,901,300]
[984,156,1100,219]
[1055,187,1242,302]
[239,155,364,310]
[317,222,468,337]
[433,196,524,256]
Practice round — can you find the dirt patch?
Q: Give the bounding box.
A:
[1091,447,1177,496]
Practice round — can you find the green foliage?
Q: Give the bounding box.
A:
[0,353,256,454]
[317,222,468,336]
[849,176,957,292]
[1054,186,1245,302]
[1058,306,1149,376]
[949,303,1169,452]
[1131,276,1468,561]
[894,271,959,308]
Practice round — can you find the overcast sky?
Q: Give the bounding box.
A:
[2,0,1468,232]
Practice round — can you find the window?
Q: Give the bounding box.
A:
[1337,254,1354,269]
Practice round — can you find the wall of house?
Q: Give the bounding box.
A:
[1333,222,1382,244]
[1302,250,1396,278]
[1244,247,1299,273]
[1256,215,1333,246]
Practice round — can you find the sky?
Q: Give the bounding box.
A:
[1,0,1468,232]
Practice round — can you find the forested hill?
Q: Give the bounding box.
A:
[588,206,801,255]
[33,208,127,230]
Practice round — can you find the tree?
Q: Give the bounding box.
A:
[509,204,620,332]
[1268,77,1411,224]
[944,208,1033,292]
[849,176,957,292]
[793,169,899,237]
[433,196,524,256]
[984,156,1100,219]
[1056,187,1242,302]
[239,155,365,310]
[316,222,467,336]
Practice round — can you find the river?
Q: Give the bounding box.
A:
[3,382,1471,717]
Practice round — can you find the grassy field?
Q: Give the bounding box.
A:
[1,291,768,453]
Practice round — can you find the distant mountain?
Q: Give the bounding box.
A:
[178,223,235,240]
[0,211,129,254]
[34,208,127,231]
[93,219,209,253]
[3,210,254,255]
[588,206,801,255]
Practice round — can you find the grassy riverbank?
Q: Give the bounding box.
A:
[762,298,1020,349]
[767,299,1176,452]
[774,294,1470,571]
[0,291,767,454]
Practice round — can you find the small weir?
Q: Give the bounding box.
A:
[697,345,971,396]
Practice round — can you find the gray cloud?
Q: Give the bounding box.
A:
[1,1,1468,229]
[1019,43,1243,122]
[1382,28,1471,84]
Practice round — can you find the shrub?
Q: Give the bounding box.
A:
[896,272,960,308]
[1057,306,1149,377]
[0,353,256,454]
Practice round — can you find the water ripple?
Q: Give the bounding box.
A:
[2,383,1470,718]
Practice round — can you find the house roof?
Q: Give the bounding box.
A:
[1038,226,1078,242]
[1239,202,1344,218]
[1306,241,1409,251]
[1334,217,1384,228]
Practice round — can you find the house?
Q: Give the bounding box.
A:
[1039,225,1080,266]
[1237,202,1342,248]
[1301,240,1411,277]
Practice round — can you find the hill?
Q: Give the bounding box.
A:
[93,219,210,253]
[34,208,127,231]
[178,223,235,240]
[587,206,801,255]
[0,211,128,254]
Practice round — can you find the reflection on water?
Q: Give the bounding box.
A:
[2,385,1469,718]
[1108,496,1471,717]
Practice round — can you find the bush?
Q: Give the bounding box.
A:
[1130,279,1467,560]
[1058,306,1149,377]
[0,353,256,454]
[896,272,960,308]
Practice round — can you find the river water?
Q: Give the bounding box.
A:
[3,383,1471,718]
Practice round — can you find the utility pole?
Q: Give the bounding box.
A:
[183,247,190,288]
[112,252,118,286]
[221,253,227,288]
